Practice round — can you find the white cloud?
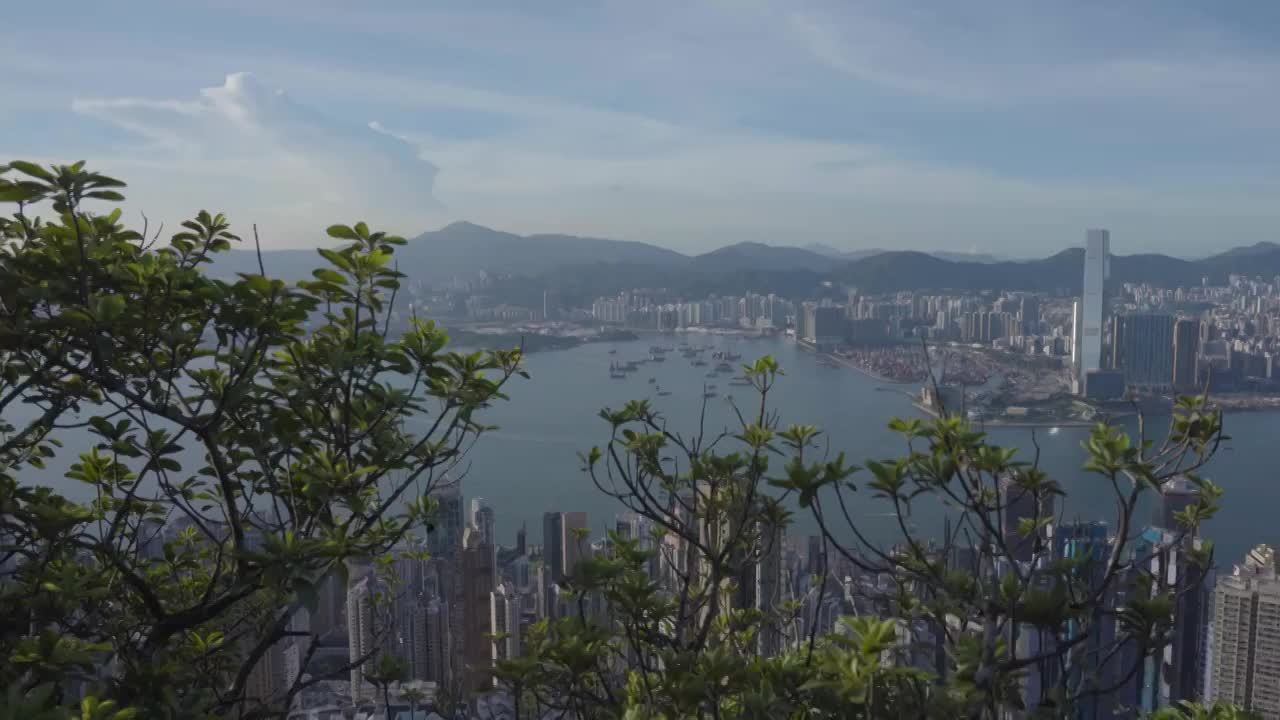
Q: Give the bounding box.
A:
[52,53,1280,256]
[71,72,441,246]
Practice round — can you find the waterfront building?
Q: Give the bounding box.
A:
[1113,313,1175,390]
[1174,317,1201,391]
[1079,229,1110,388]
[803,305,844,349]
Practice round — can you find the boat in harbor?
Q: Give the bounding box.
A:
[703,391,718,398]
[692,359,708,367]
[608,348,617,355]
[715,362,733,372]
[728,377,752,386]
[657,390,672,396]
[648,377,656,384]
[650,354,666,362]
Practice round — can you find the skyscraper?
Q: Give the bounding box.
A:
[1174,318,1201,391]
[1070,299,1082,382]
[1079,229,1110,388]
[1154,476,1200,535]
[1113,313,1175,390]
[542,511,564,583]
[471,497,495,547]
[561,511,590,580]
[459,527,496,693]
[429,483,466,559]
[999,473,1055,563]
[1018,294,1040,330]
[347,572,388,701]
[1211,545,1280,718]
[490,583,521,661]
[753,519,785,657]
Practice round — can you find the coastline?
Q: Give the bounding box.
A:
[819,351,919,386]
[911,401,1097,428]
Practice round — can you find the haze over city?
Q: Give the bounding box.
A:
[11,3,1280,719]
[4,0,1280,255]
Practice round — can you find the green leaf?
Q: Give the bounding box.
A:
[326,224,358,240]
[7,160,53,180]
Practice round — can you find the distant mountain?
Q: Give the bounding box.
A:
[930,251,1002,264]
[693,242,836,273]
[208,220,687,283]
[206,221,1280,297]
[1205,241,1280,260]
[395,222,687,281]
[835,243,1280,293]
[801,243,1000,264]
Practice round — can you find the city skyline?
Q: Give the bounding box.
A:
[5,2,1280,255]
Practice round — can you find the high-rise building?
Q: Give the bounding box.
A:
[429,484,466,559]
[346,572,388,701]
[1113,313,1175,390]
[417,594,450,685]
[490,583,521,661]
[1210,545,1280,718]
[561,511,590,579]
[459,527,496,693]
[803,305,844,349]
[243,638,289,712]
[542,289,560,321]
[1154,476,1200,535]
[1123,527,1210,713]
[542,511,564,583]
[754,519,785,657]
[471,497,496,547]
[999,473,1055,563]
[1173,318,1201,391]
[1079,229,1110,387]
[307,571,347,641]
[1070,300,1082,380]
[1018,294,1040,329]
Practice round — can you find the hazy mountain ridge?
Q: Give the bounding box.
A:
[208,221,1280,294]
[803,243,1002,264]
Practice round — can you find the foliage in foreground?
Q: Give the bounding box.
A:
[1,161,522,717]
[496,351,1230,719]
[0,161,1250,719]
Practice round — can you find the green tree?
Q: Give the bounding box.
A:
[0,161,523,717]
[498,356,1228,718]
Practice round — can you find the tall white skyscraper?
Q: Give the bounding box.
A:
[1070,300,1081,375]
[1079,229,1110,387]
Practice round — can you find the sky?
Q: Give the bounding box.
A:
[4,0,1280,257]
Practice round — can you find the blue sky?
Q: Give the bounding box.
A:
[4,0,1279,256]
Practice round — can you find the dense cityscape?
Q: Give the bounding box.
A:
[7,3,1280,719]
[169,229,1280,719]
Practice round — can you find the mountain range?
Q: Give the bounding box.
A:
[212,221,1280,296]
